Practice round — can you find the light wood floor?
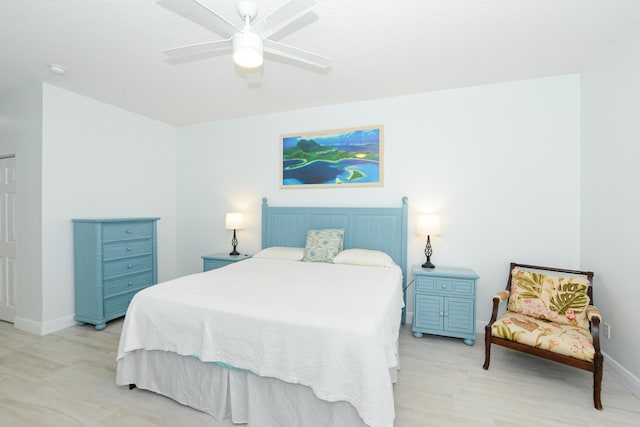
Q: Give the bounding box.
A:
[0,319,638,426]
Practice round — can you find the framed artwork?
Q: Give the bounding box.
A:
[280,125,384,188]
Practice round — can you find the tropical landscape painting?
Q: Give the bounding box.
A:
[281,125,383,188]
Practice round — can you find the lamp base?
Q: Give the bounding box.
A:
[422,236,435,268]
[229,229,239,256]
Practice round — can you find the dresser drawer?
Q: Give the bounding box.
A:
[415,276,475,296]
[103,222,152,242]
[103,255,153,279]
[202,253,251,271]
[103,239,152,261]
[104,271,153,297]
[104,290,138,318]
[204,259,233,271]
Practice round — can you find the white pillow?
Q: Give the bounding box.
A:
[252,246,305,261]
[333,249,396,267]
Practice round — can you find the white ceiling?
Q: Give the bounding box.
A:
[2,0,640,126]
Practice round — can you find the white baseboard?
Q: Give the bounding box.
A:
[14,314,76,336]
[475,320,640,399]
[604,351,640,399]
[13,317,44,335]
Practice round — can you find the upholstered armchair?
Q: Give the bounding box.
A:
[483,262,603,410]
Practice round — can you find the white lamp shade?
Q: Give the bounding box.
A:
[232,32,263,68]
[225,212,244,230]
[417,214,441,236]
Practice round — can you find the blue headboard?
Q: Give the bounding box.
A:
[261,197,408,323]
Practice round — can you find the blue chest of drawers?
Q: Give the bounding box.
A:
[412,265,479,345]
[73,218,160,330]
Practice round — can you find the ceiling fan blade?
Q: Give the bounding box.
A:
[162,38,232,58]
[253,0,317,38]
[158,0,239,38]
[264,39,331,69]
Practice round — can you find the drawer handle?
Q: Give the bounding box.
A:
[127,281,133,286]
[127,264,133,269]
[439,311,444,316]
[127,247,132,251]
[444,312,449,317]
[126,229,132,234]
[441,284,448,289]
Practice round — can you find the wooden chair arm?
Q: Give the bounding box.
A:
[487,290,510,326]
[493,290,510,302]
[587,305,602,352]
[586,305,602,322]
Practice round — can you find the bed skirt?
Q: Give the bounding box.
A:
[116,350,371,427]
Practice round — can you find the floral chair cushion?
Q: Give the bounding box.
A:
[491,311,595,362]
[508,268,591,329]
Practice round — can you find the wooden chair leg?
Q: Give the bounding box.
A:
[483,327,491,370]
[593,354,603,410]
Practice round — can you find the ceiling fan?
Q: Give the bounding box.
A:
[159,0,332,70]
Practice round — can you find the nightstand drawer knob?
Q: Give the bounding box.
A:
[127,264,133,269]
[126,229,132,234]
[128,281,133,286]
[127,247,132,251]
[439,311,444,316]
[442,284,447,288]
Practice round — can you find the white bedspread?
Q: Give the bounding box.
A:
[116,258,404,427]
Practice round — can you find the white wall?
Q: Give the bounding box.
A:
[0,83,178,334]
[176,74,582,324]
[581,22,640,389]
[0,84,44,326]
[26,84,177,334]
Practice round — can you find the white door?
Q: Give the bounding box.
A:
[0,156,16,322]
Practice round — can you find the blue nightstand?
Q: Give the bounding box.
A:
[412,265,479,345]
[202,252,251,271]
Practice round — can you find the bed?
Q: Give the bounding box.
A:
[116,197,408,427]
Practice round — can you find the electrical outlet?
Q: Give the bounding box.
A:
[603,322,611,339]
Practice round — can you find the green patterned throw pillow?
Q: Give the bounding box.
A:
[303,228,345,263]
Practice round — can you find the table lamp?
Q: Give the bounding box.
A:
[417,214,441,268]
[225,212,244,256]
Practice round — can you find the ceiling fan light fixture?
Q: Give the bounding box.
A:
[232,31,263,68]
[161,0,331,70]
